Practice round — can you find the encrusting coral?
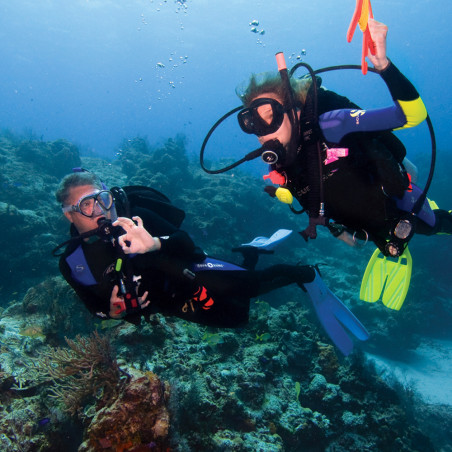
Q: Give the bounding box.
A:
[79,369,170,452]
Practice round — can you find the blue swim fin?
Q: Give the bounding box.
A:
[304,270,370,356]
[241,229,293,250]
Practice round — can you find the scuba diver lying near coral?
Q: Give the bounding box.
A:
[54,170,369,356]
[200,19,452,310]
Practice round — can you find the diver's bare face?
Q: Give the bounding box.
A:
[253,93,295,147]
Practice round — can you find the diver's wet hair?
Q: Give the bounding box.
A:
[236,71,313,108]
[56,172,103,206]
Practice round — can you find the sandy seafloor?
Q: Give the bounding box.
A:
[368,339,452,405]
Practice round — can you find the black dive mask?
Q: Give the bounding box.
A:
[199,100,296,173]
[238,98,287,137]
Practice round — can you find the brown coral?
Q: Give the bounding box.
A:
[317,342,340,380]
[79,369,170,452]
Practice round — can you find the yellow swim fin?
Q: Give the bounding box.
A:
[360,247,412,310]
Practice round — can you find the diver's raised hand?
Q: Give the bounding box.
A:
[367,18,390,71]
[113,216,161,254]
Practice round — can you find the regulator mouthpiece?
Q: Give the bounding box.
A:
[260,139,286,165]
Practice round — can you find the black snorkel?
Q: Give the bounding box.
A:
[267,52,300,167]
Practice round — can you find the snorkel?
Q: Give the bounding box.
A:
[268,52,300,167]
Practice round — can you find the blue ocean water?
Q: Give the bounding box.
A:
[1,0,451,163]
[1,1,452,450]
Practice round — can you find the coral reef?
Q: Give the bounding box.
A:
[0,323,171,451]
[0,131,452,450]
[16,138,81,178]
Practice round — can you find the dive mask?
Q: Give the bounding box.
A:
[62,190,114,218]
[238,98,287,137]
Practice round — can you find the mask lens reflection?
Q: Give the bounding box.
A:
[256,103,274,125]
[97,191,114,210]
[79,191,113,217]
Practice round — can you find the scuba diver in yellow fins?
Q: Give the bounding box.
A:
[200,19,452,311]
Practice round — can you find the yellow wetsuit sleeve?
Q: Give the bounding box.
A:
[394,98,427,129]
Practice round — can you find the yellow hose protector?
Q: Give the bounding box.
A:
[395,97,427,129]
[428,198,439,210]
[275,187,293,205]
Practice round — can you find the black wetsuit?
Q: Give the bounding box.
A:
[273,61,452,251]
[60,205,315,327]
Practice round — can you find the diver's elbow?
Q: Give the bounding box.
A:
[398,97,428,128]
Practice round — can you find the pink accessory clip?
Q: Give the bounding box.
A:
[325,148,349,165]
